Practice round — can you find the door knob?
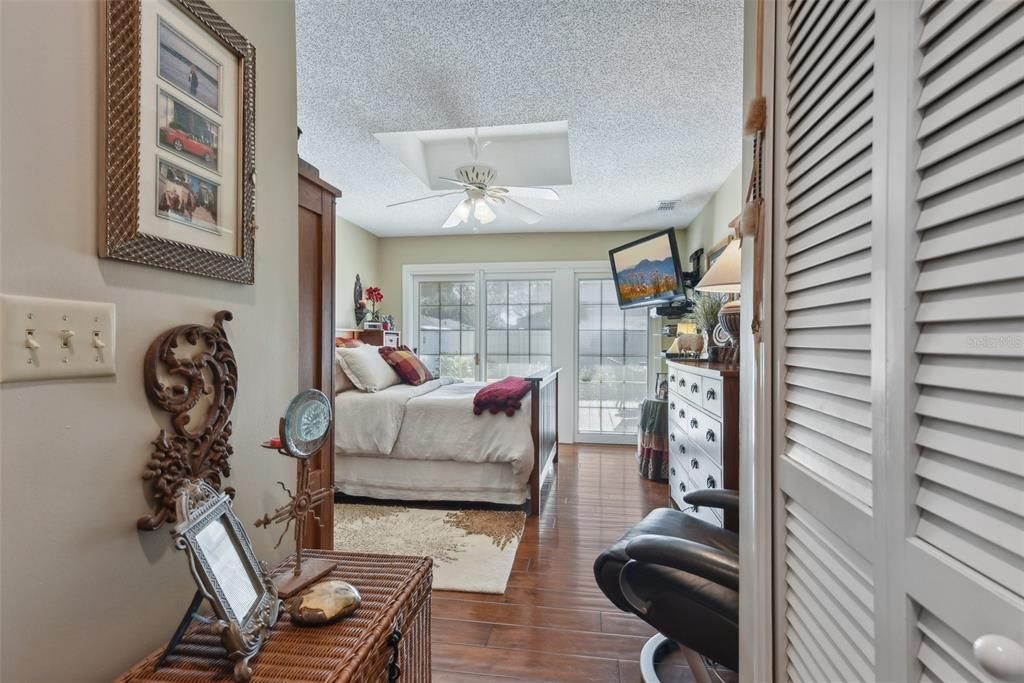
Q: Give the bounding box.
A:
[974,634,1024,682]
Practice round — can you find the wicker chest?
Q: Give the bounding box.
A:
[118,551,432,683]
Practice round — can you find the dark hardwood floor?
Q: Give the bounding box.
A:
[430,444,697,682]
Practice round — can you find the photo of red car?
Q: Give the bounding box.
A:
[160,125,217,164]
[157,89,221,173]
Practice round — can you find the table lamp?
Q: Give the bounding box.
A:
[695,239,741,362]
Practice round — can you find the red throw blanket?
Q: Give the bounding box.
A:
[473,377,532,416]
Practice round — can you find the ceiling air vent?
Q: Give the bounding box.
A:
[657,200,680,211]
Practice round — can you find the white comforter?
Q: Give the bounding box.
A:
[334,379,535,484]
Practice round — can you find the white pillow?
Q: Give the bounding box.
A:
[335,344,401,392]
[334,350,355,393]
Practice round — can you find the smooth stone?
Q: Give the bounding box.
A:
[286,580,361,625]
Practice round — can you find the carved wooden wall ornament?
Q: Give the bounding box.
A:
[138,310,237,531]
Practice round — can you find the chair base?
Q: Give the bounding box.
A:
[639,633,716,683]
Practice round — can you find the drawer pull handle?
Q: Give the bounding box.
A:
[706,388,716,401]
[706,429,716,443]
[690,418,698,429]
[691,383,700,394]
[669,375,675,383]
[679,444,686,454]
[691,458,699,469]
[670,467,676,476]
[679,481,687,493]
[706,475,716,489]
[678,409,686,419]
[670,432,676,442]
[670,401,676,411]
[678,378,685,387]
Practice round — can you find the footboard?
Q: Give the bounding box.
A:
[526,367,560,516]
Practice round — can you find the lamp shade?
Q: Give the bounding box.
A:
[676,320,697,335]
[695,239,741,293]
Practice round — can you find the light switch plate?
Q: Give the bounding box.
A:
[0,295,116,382]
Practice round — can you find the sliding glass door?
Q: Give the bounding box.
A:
[576,278,648,440]
[415,279,477,380]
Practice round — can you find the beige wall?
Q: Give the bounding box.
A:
[684,163,743,265]
[335,217,381,329]
[0,1,299,680]
[376,229,686,329]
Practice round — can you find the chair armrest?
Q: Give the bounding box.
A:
[683,488,739,512]
[624,534,739,590]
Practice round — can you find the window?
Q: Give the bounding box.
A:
[577,278,647,436]
[416,280,476,380]
[485,279,553,379]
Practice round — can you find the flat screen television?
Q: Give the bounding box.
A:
[608,228,686,309]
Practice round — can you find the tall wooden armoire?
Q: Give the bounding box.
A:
[297,157,341,549]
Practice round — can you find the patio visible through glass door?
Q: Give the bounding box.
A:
[577,278,648,439]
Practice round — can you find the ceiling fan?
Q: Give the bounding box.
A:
[386,131,560,229]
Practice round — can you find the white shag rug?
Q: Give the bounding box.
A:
[333,503,525,594]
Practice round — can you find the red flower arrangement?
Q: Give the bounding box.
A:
[365,286,383,320]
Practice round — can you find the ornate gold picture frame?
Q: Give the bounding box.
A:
[101,0,256,284]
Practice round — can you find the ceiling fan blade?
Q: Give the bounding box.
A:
[502,186,560,201]
[442,198,472,229]
[438,176,472,188]
[386,190,463,208]
[502,197,543,225]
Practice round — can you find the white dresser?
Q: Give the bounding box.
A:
[666,360,739,531]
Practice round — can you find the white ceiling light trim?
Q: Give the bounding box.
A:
[374,120,572,191]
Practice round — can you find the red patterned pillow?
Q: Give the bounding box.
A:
[336,337,364,348]
[378,345,434,386]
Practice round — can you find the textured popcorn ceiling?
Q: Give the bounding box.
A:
[296,0,743,237]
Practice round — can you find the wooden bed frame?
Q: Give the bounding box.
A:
[526,368,560,516]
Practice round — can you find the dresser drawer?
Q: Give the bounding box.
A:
[701,376,724,417]
[683,468,724,526]
[681,447,723,486]
[668,452,691,509]
[683,405,723,466]
[667,395,692,425]
[670,367,703,401]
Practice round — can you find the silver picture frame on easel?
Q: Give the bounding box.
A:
[165,480,280,682]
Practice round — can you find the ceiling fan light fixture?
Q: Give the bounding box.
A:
[474,198,496,224]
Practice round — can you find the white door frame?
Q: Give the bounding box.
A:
[740,0,776,679]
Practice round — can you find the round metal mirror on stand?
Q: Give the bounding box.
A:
[255,389,337,598]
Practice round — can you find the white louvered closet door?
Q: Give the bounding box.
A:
[906,1,1024,682]
[774,0,879,680]
[772,0,1024,681]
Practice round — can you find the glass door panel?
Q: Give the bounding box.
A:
[416,280,477,380]
[577,278,648,437]
[484,278,553,379]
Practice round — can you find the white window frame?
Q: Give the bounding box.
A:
[403,260,655,444]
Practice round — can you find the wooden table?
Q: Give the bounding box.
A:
[118,551,432,682]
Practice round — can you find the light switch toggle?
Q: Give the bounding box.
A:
[59,329,76,349]
[92,331,106,350]
[25,330,40,351]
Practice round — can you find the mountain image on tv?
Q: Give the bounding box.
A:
[616,256,678,302]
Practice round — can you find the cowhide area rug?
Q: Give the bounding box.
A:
[333,503,526,594]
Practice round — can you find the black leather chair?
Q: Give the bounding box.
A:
[593,489,739,682]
